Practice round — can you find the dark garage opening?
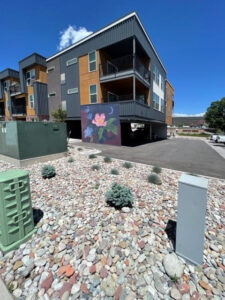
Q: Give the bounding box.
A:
[66,120,82,139]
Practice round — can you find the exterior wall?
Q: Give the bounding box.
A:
[79,51,102,105]
[47,57,61,118]
[166,80,174,125]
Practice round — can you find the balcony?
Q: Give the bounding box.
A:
[99,55,150,85]
[102,94,147,105]
[11,105,26,116]
[9,84,21,96]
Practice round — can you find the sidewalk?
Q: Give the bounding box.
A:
[0,278,14,300]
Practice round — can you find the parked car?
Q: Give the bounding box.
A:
[217,135,225,144]
[211,134,219,142]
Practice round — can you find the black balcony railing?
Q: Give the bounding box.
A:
[11,105,26,115]
[102,94,147,105]
[99,54,150,83]
[10,84,21,95]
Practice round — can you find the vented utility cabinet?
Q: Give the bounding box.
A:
[0,169,35,253]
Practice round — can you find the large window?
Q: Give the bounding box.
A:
[89,51,96,72]
[90,84,97,103]
[153,92,160,110]
[29,94,34,109]
[3,80,10,92]
[153,65,159,85]
[26,69,35,86]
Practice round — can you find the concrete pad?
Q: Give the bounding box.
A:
[0,278,14,300]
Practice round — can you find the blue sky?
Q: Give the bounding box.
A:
[1,0,225,115]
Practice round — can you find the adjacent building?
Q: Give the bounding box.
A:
[0,53,48,121]
[165,80,174,125]
[47,12,174,145]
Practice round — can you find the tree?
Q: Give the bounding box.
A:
[51,107,67,122]
[205,97,225,131]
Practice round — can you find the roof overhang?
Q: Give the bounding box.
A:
[47,12,166,73]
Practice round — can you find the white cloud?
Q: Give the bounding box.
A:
[173,113,205,117]
[58,25,93,50]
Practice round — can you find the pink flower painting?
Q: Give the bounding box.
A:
[92,113,107,127]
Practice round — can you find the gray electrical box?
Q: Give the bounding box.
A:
[176,174,208,265]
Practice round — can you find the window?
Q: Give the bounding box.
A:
[48,92,56,97]
[161,98,165,113]
[89,84,97,103]
[67,88,78,94]
[61,73,65,84]
[161,77,165,91]
[47,66,55,72]
[89,51,96,72]
[3,80,10,92]
[153,92,159,110]
[26,69,35,86]
[153,65,159,85]
[66,58,77,66]
[29,94,34,109]
[62,100,67,110]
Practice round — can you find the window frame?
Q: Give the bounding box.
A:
[29,94,35,109]
[26,69,35,86]
[88,51,97,72]
[3,80,10,92]
[67,88,78,94]
[153,92,160,111]
[61,100,67,111]
[60,73,66,84]
[66,57,77,66]
[89,84,97,104]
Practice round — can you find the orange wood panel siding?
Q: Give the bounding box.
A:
[79,51,102,105]
[166,80,174,125]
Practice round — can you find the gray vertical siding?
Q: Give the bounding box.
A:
[33,82,49,116]
[47,57,61,118]
[0,82,3,99]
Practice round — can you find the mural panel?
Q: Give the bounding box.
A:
[81,103,121,146]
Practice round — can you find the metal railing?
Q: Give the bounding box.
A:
[102,94,147,104]
[99,54,150,83]
[11,105,26,115]
[9,84,21,95]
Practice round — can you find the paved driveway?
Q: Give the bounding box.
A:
[73,138,225,179]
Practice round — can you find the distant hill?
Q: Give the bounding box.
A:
[173,116,205,127]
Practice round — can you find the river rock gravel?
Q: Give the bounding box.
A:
[0,145,224,299]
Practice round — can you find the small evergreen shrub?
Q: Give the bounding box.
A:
[92,164,100,171]
[110,168,119,175]
[95,182,100,189]
[104,156,112,163]
[89,154,97,159]
[77,147,83,151]
[152,166,162,174]
[68,157,74,163]
[123,162,133,169]
[106,183,134,209]
[41,165,56,179]
[147,173,162,185]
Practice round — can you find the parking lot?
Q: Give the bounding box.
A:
[74,137,225,179]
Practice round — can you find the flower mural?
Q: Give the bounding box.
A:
[81,104,121,146]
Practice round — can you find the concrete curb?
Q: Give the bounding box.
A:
[0,278,14,300]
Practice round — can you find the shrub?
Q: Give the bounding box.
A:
[95,182,100,189]
[152,166,162,174]
[104,156,112,163]
[77,147,83,151]
[147,173,162,185]
[106,183,134,209]
[91,164,100,171]
[123,162,133,169]
[68,157,74,163]
[41,165,56,179]
[89,154,97,159]
[110,168,119,175]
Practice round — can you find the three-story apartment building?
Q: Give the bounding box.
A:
[47,12,173,145]
[0,53,48,121]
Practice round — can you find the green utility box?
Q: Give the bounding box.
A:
[0,121,67,162]
[0,169,36,253]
